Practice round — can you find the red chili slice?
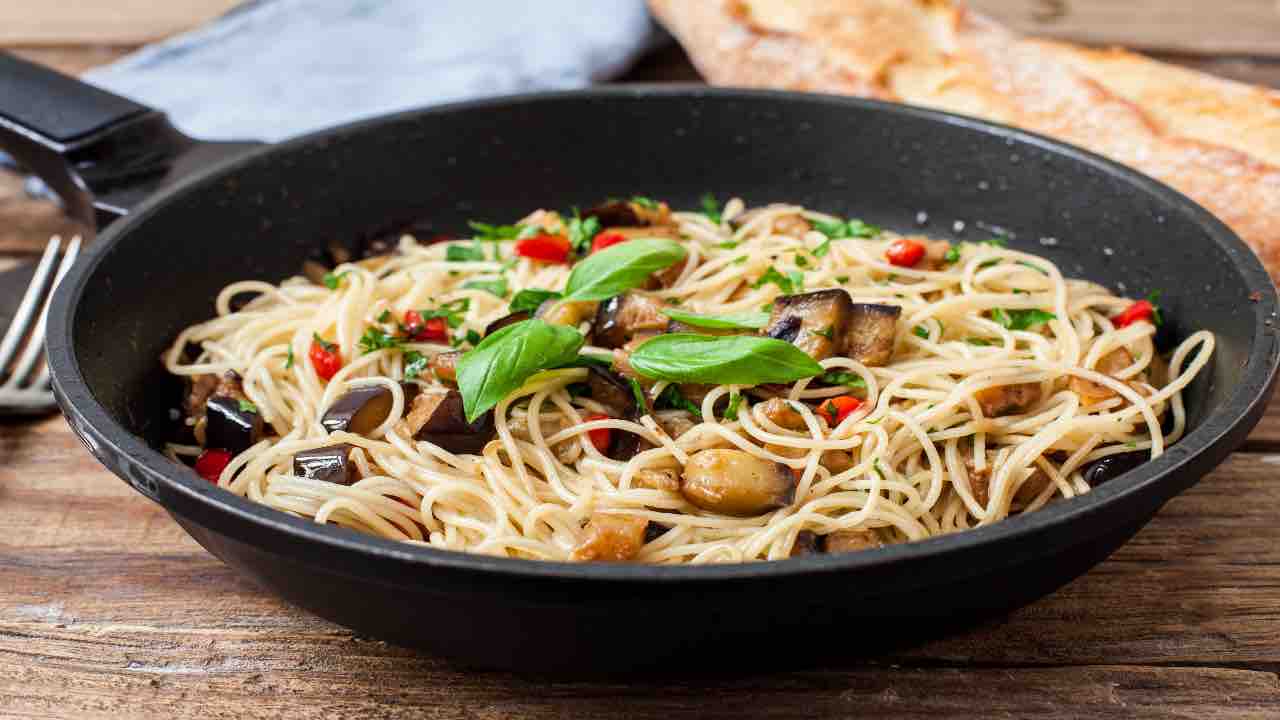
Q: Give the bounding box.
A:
[309,338,343,381]
[195,449,232,483]
[514,234,572,263]
[585,413,612,453]
[590,231,627,254]
[818,396,863,425]
[885,238,926,267]
[1113,300,1154,328]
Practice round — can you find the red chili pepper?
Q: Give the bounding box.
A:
[590,231,627,254]
[514,234,572,263]
[309,337,343,381]
[1113,299,1154,328]
[404,311,449,342]
[585,413,612,453]
[195,449,232,483]
[818,396,863,426]
[885,238,926,267]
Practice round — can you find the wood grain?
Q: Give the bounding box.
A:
[0,0,242,46]
[971,0,1280,56]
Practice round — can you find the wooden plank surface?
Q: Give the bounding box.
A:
[971,0,1280,56]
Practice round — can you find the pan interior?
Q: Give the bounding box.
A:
[73,91,1247,493]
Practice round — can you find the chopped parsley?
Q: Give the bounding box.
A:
[1148,291,1165,326]
[813,325,835,341]
[312,334,336,352]
[463,276,510,298]
[657,384,703,419]
[284,345,294,369]
[468,221,525,242]
[420,298,471,329]
[359,326,403,354]
[724,391,743,421]
[701,193,722,224]
[820,370,866,391]
[376,309,392,323]
[813,216,880,240]
[716,240,740,250]
[322,271,349,290]
[567,212,602,254]
[403,350,429,380]
[979,237,1008,248]
[966,337,997,347]
[835,275,850,284]
[795,254,810,268]
[237,399,258,414]
[628,377,649,414]
[733,255,749,265]
[446,241,487,262]
[1016,260,1048,275]
[913,325,930,339]
[943,246,961,264]
[812,238,832,258]
[631,196,659,210]
[451,329,484,348]
[752,267,800,294]
[990,308,1056,331]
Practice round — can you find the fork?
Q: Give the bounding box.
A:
[0,235,81,414]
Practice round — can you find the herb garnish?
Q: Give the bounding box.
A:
[403,351,429,380]
[662,308,770,330]
[567,212,602,254]
[628,334,824,385]
[812,216,880,240]
[657,384,703,419]
[468,221,525,242]
[990,308,1056,331]
[701,193,722,224]
[462,276,509,298]
[820,370,866,391]
[562,238,687,302]
[446,241,487,263]
[509,288,562,314]
[237,399,258,414]
[359,327,403,354]
[322,271,349,290]
[724,391,743,421]
[456,319,585,421]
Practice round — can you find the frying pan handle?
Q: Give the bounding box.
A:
[0,52,197,233]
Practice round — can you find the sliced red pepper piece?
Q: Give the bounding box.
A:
[1113,299,1154,328]
[309,335,343,381]
[585,413,612,453]
[885,238,926,267]
[590,231,628,254]
[514,234,572,263]
[195,449,232,483]
[818,395,863,425]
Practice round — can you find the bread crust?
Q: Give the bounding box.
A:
[650,0,1280,281]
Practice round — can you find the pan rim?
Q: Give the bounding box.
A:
[45,85,1280,584]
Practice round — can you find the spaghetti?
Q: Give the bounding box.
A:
[163,199,1213,563]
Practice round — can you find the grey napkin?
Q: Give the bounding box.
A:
[83,0,657,142]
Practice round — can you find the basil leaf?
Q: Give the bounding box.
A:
[819,370,866,390]
[628,334,823,385]
[943,246,960,263]
[510,288,561,314]
[562,238,687,302]
[662,308,770,330]
[631,195,658,209]
[456,319,585,422]
[463,276,509,298]
[752,267,797,294]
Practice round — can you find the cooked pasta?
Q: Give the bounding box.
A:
[163,198,1213,563]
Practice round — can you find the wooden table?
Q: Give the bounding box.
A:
[4,3,1280,717]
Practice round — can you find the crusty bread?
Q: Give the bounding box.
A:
[650,0,1280,281]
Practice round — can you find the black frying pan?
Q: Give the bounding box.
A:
[5,53,1277,672]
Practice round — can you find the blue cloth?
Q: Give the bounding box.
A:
[82,0,656,142]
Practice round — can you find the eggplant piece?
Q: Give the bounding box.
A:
[429,351,459,384]
[591,292,669,349]
[402,390,495,454]
[790,530,821,557]
[680,449,797,517]
[293,443,358,485]
[975,382,1042,417]
[1082,451,1148,487]
[1069,348,1135,404]
[484,311,530,337]
[184,373,220,417]
[570,513,649,562]
[845,303,902,367]
[821,529,883,554]
[643,522,670,544]
[764,290,854,361]
[321,383,418,436]
[582,199,672,228]
[204,395,264,455]
[587,366,637,417]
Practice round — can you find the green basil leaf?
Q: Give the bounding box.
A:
[819,370,866,390]
[468,221,524,242]
[662,308,770,330]
[567,213,602,254]
[657,384,703,419]
[752,267,796,294]
[628,334,823,385]
[991,308,1056,331]
[509,288,561,314]
[359,327,403,354]
[562,238,687,302]
[456,319,585,422]
[631,195,658,209]
[463,276,509,298]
